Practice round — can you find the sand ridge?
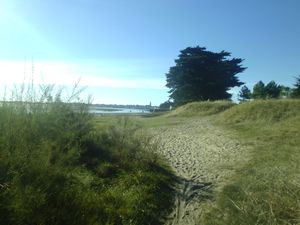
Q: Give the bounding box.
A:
[149,117,247,225]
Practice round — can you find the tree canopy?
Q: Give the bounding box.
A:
[252,81,266,99]
[265,81,281,98]
[279,86,292,98]
[252,80,281,99]
[238,85,251,102]
[291,75,300,98]
[165,46,246,105]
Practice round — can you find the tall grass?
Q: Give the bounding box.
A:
[199,99,300,225]
[0,84,174,225]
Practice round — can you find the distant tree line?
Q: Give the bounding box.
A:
[238,75,300,102]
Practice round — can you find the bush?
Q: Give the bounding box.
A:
[0,85,174,225]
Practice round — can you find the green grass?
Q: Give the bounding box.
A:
[166,100,235,117]
[219,99,300,123]
[199,99,300,225]
[0,87,175,225]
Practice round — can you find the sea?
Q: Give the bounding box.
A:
[89,106,150,114]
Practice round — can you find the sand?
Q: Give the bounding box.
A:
[148,117,248,225]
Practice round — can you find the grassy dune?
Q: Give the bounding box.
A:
[0,98,175,225]
[166,100,235,117]
[199,99,300,225]
[219,99,300,123]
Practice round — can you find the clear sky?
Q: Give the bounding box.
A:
[1,0,299,105]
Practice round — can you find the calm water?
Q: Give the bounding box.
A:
[89,106,150,114]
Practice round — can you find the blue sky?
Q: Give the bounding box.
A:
[1,0,299,105]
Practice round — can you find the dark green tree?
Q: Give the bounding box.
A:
[159,100,173,109]
[252,81,266,99]
[279,85,292,98]
[291,75,300,98]
[165,46,246,105]
[238,85,252,102]
[265,81,281,98]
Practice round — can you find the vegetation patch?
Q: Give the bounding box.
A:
[199,100,300,225]
[167,100,235,117]
[0,89,175,225]
[218,99,300,123]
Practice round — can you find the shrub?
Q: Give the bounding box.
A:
[0,84,174,225]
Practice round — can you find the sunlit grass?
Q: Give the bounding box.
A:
[0,84,175,225]
[199,99,300,225]
[166,100,235,117]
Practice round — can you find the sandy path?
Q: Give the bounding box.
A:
[148,117,247,225]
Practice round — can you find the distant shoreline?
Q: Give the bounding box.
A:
[89,105,151,114]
